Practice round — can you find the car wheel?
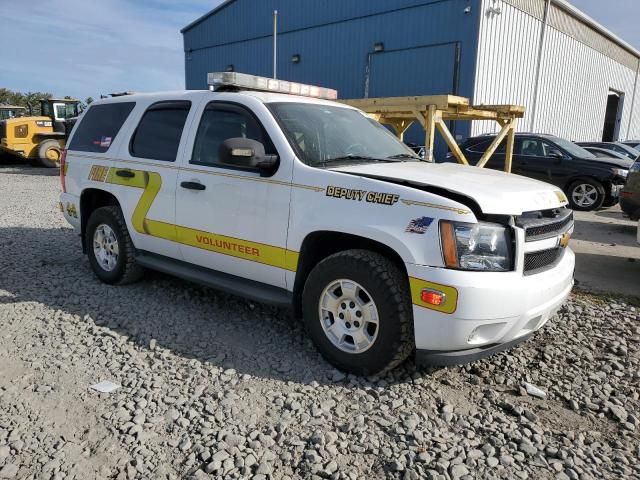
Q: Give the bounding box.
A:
[86,206,143,285]
[567,180,605,211]
[302,249,414,375]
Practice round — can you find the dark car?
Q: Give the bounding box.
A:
[576,141,640,161]
[621,159,640,220]
[448,133,631,211]
[582,146,630,160]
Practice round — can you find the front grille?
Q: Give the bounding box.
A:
[524,248,564,275]
[517,208,573,242]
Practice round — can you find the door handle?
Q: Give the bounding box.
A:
[115,169,135,178]
[180,181,206,191]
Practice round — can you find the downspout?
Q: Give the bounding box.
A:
[626,58,640,139]
[530,0,552,132]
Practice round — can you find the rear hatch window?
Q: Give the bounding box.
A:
[68,102,135,153]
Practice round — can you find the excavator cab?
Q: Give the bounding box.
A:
[0,106,27,120]
[40,99,81,134]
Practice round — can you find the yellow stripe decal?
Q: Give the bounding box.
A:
[409,277,458,314]
[100,165,298,272]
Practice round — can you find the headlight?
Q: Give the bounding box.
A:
[613,168,628,178]
[630,161,640,173]
[440,221,513,271]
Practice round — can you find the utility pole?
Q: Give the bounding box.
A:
[273,10,278,79]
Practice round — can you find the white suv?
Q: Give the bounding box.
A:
[60,72,575,375]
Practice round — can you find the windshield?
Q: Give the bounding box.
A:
[55,103,79,120]
[553,138,596,159]
[268,102,419,167]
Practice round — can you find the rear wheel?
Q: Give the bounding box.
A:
[86,206,143,285]
[302,250,414,375]
[567,179,605,211]
[36,139,62,168]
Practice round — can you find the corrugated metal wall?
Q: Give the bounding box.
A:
[473,0,640,141]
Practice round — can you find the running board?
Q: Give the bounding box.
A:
[136,251,293,308]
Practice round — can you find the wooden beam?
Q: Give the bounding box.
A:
[424,106,436,162]
[504,118,517,173]
[435,118,468,165]
[476,121,512,168]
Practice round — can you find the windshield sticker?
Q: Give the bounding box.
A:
[326,186,399,206]
[405,216,434,234]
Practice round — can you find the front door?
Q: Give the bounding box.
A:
[175,101,292,288]
[512,138,565,187]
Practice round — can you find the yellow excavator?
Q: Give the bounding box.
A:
[0,98,81,167]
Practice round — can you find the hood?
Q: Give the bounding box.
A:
[330,162,568,215]
[581,156,633,169]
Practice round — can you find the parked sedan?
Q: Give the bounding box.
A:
[448,133,631,210]
[582,146,630,160]
[621,159,640,220]
[576,141,640,161]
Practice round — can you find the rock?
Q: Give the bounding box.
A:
[0,464,18,479]
[450,464,469,478]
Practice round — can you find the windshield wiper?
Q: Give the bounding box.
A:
[386,153,421,160]
[323,155,401,164]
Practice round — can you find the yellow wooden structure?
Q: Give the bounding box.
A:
[340,95,525,173]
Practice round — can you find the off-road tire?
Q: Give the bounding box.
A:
[567,179,605,211]
[302,249,414,375]
[85,206,143,285]
[36,139,62,168]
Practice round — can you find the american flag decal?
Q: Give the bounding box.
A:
[405,216,434,234]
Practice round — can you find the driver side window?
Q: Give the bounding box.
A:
[191,103,274,168]
[519,139,544,157]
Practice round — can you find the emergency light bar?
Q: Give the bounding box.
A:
[207,72,338,101]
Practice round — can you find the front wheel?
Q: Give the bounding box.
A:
[302,250,414,375]
[567,179,605,211]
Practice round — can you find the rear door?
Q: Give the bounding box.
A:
[108,99,195,259]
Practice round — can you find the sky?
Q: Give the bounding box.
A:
[0,0,638,101]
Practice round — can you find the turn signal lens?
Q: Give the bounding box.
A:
[440,221,459,268]
[421,289,445,306]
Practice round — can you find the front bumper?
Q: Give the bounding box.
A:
[408,248,574,366]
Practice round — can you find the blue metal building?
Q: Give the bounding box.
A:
[182,0,640,150]
[182,0,480,147]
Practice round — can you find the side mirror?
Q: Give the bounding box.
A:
[218,138,279,177]
[548,149,564,161]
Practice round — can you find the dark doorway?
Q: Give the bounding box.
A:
[602,90,624,141]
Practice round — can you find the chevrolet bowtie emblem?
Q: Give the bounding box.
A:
[559,232,571,248]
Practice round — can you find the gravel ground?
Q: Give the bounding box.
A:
[0,165,638,480]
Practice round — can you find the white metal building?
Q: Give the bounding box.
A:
[473,0,640,142]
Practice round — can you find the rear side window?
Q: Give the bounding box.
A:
[467,138,506,154]
[130,101,191,162]
[68,102,135,153]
